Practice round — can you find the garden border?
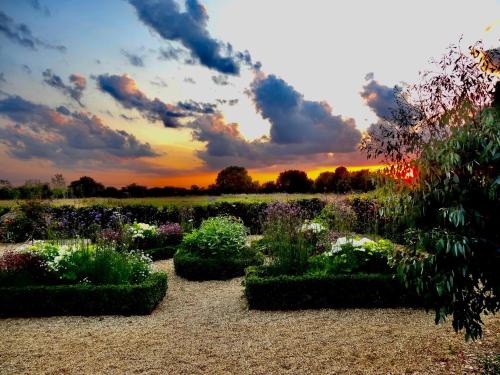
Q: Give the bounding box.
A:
[173,251,263,281]
[0,272,167,317]
[244,271,422,310]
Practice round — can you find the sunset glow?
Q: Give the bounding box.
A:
[0,0,497,187]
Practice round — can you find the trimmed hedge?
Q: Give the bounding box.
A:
[142,245,177,261]
[0,272,167,317]
[245,272,421,310]
[174,251,263,280]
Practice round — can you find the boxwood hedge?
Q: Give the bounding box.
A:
[174,250,263,281]
[245,271,421,310]
[0,272,167,317]
[142,245,177,261]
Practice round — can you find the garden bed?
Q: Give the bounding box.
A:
[245,270,421,310]
[0,272,167,317]
[174,250,262,280]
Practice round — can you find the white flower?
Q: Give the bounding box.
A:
[300,221,326,234]
[327,236,375,256]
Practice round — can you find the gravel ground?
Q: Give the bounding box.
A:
[0,259,498,375]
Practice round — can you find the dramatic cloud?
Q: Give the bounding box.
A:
[97,74,218,127]
[0,11,65,52]
[216,99,239,106]
[42,69,86,106]
[121,49,145,67]
[189,74,363,169]
[251,74,361,151]
[128,0,256,75]
[0,95,160,169]
[360,75,399,119]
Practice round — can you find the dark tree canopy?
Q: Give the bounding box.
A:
[363,40,499,340]
[276,170,313,193]
[215,166,254,194]
[68,176,105,198]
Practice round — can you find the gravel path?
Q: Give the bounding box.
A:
[1,259,498,374]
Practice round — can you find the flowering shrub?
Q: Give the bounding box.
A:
[157,222,183,245]
[126,222,157,240]
[0,250,47,285]
[6,241,154,285]
[179,216,248,258]
[308,236,395,275]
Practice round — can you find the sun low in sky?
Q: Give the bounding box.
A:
[0,0,498,187]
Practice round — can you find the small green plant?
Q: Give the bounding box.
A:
[179,216,248,258]
[315,201,357,233]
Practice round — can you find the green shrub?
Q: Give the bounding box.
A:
[179,216,248,258]
[174,248,263,280]
[244,270,421,310]
[0,272,167,316]
[142,245,177,260]
[8,241,152,286]
[308,237,395,275]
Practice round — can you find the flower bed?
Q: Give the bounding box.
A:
[0,241,168,316]
[173,216,263,280]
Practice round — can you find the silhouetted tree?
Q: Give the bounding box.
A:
[215,166,254,194]
[260,181,278,193]
[276,170,313,193]
[334,166,350,193]
[68,176,105,198]
[314,172,336,192]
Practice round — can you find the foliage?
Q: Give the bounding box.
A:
[18,241,152,285]
[362,40,499,339]
[215,166,256,194]
[174,248,263,280]
[0,250,48,286]
[276,170,313,193]
[0,272,167,317]
[308,237,395,275]
[179,216,248,258]
[478,354,500,375]
[245,270,420,310]
[315,201,357,233]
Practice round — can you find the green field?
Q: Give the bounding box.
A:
[0,193,342,208]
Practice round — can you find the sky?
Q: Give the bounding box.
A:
[0,0,498,188]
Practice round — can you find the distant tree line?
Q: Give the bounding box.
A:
[0,166,376,199]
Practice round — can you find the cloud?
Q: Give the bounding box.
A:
[21,64,32,74]
[158,45,184,61]
[360,75,399,119]
[251,74,361,150]
[42,69,86,106]
[216,98,239,106]
[212,74,229,86]
[0,73,5,83]
[128,0,256,75]
[188,73,364,169]
[0,11,65,52]
[121,49,145,67]
[28,0,50,17]
[150,76,167,88]
[184,77,196,84]
[97,74,218,127]
[120,114,137,121]
[0,95,160,170]
[190,113,365,169]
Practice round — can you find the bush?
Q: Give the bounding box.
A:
[142,245,177,261]
[4,241,153,286]
[174,248,263,280]
[244,270,421,310]
[179,216,248,258]
[0,272,167,316]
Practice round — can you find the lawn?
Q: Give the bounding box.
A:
[0,193,340,208]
